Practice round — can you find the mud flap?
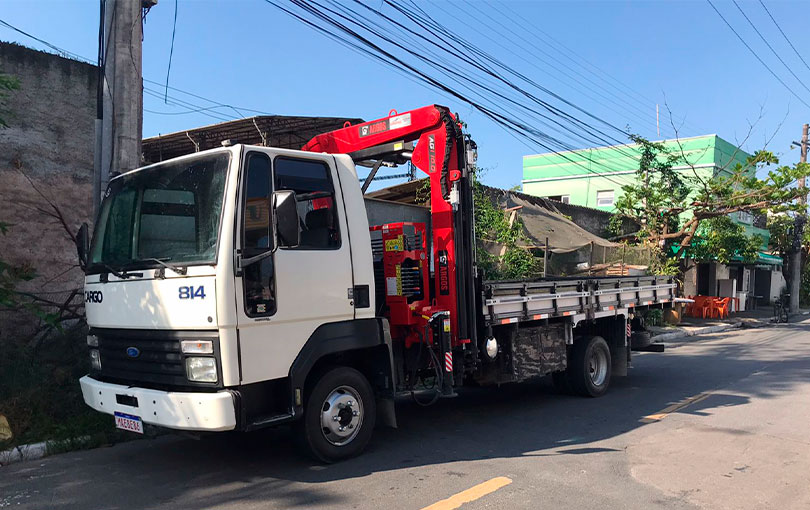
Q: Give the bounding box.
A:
[377,397,397,428]
[612,345,628,377]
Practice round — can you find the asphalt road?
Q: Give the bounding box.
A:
[2,318,809,510]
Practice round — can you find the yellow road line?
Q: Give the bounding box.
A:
[420,476,513,510]
[641,391,712,423]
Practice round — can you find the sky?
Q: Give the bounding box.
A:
[2,0,810,191]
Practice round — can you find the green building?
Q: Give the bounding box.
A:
[522,134,784,306]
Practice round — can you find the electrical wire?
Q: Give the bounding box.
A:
[164,0,178,103]
[757,0,810,75]
[487,0,704,136]
[447,0,671,139]
[0,17,274,123]
[0,19,92,63]
[388,0,642,183]
[731,0,810,95]
[266,0,639,188]
[706,0,810,109]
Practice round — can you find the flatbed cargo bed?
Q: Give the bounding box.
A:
[482,275,676,326]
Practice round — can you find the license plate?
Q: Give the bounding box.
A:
[114,411,144,434]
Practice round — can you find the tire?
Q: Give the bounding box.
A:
[297,366,376,463]
[551,370,573,394]
[569,336,611,398]
[630,331,652,349]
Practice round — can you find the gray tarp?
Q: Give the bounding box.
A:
[488,189,620,253]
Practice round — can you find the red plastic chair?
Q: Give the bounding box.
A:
[689,296,712,319]
[713,298,731,319]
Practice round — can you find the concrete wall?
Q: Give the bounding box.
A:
[0,43,96,334]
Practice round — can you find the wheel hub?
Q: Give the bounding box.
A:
[588,349,608,386]
[320,385,363,446]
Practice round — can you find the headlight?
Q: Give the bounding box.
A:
[89,349,102,370]
[181,340,213,354]
[185,357,217,383]
[87,335,99,347]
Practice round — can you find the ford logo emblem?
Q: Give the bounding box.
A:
[126,347,140,358]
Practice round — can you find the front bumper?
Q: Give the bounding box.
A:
[80,376,237,432]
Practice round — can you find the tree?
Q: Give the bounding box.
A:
[768,214,810,305]
[614,135,810,256]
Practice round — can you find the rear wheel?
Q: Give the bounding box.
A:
[297,366,376,463]
[569,336,611,397]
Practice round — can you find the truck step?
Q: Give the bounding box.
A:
[631,343,665,353]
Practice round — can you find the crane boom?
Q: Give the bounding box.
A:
[303,105,478,355]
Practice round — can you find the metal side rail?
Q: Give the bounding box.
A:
[482,276,676,326]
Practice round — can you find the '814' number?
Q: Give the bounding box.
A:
[179,286,206,299]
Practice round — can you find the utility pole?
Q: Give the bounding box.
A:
[789,123,808,313]
[95,0,148,215]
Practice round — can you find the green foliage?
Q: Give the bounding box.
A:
[472,171,539,280]
[0,224,60,326]
[644,308,664,327]
[0,325,117,450]
[767,213,810,257]
[802,263,810,307]
[684,216,762,264]
[646,247,680,277]
[416,173,539,280]
[613,135,689,245]
[614,136,810,254]
[0,72,20,128]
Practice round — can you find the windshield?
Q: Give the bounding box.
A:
[89,152,230,272]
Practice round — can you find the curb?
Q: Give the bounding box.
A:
[652,322,743,343]
[0,441,48,467]
[0,435,94,467]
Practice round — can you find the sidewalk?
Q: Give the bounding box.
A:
[648,307,810,343]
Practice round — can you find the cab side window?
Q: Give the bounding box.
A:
[274,157,340,250]
[241,152,275,317]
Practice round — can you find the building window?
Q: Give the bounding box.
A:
[596,190,614,207]
[547,195,570,204]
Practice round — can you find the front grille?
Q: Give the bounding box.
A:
[93,329,220,390]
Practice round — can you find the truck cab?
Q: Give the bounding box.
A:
[80,144,394,461]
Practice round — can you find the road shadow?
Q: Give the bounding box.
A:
[2,323,808,509]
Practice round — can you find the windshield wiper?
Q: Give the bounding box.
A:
[98,263,143,279]
[138,257,188,277]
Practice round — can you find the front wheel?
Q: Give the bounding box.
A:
[297,366,376,463]
[569,336,612,398]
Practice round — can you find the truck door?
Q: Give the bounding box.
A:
[234,150,355,384]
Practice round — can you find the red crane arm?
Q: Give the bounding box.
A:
[302,105,472,348]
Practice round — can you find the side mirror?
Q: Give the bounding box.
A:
[273,190,300,248]
[75,222,90,271]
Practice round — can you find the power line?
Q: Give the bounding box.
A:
[488,0,705,136]
[0,17,277,122]
[164,0,179,103]
[265,0,638,188]
[450,1,670,138]
[757,0,810,75]
[344,0,629,154]
[0,19,92,63]
[382,1,642,183]
[731,0,810,95]
[705,0,810,109]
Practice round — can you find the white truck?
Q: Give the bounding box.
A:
[77,105,674,461]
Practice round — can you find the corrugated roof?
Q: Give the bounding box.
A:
[142,115,364,163]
